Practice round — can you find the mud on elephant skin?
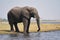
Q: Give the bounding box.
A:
[7,6,40,34]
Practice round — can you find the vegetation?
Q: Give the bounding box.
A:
[0,18,7,22]
[0,22,60,34]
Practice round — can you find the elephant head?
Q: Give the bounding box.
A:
[23,6,40,31]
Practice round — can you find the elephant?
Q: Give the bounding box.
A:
[7,6,40,34]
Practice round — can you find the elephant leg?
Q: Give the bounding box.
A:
[26,19,30,33]
[36,18,40,32]
[9,23,14,31]
[23,18,30,34]
[14,23,19,32]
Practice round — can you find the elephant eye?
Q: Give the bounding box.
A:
[30,13,34,17]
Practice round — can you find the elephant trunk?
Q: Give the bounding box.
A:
[36,17,40,32]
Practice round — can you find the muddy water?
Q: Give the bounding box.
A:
[0,31,60,40]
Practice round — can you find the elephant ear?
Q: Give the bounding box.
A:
[23,6,32,13]
[22,9,30,20]
[30,7,39,18]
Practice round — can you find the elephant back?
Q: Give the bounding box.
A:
[10,7,22,18]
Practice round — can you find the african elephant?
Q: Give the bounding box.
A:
[7,6,40,34]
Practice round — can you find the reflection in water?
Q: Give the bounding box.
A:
[23,35,31,40]
[9,34,19,40]
[22,32,40,40]
[10,34,18,37]
[8,32,40,40]
[0,31,60,40]
[23,33,30,38]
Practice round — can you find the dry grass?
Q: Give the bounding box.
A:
[0,22,60,34]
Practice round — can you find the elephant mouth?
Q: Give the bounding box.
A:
[30,13,34,17]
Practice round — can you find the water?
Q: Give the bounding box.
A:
[0,31,60,40]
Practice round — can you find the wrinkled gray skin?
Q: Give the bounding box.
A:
[7,6,40,34]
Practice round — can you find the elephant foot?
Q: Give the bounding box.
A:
[26,31,29,34]
[24,32,29,35]
[24,33,29,36]
[37,28,40,32]
[10,29,14,32]
[26,30,29,33]
[15,30,20,32]
[24,31,29,35]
